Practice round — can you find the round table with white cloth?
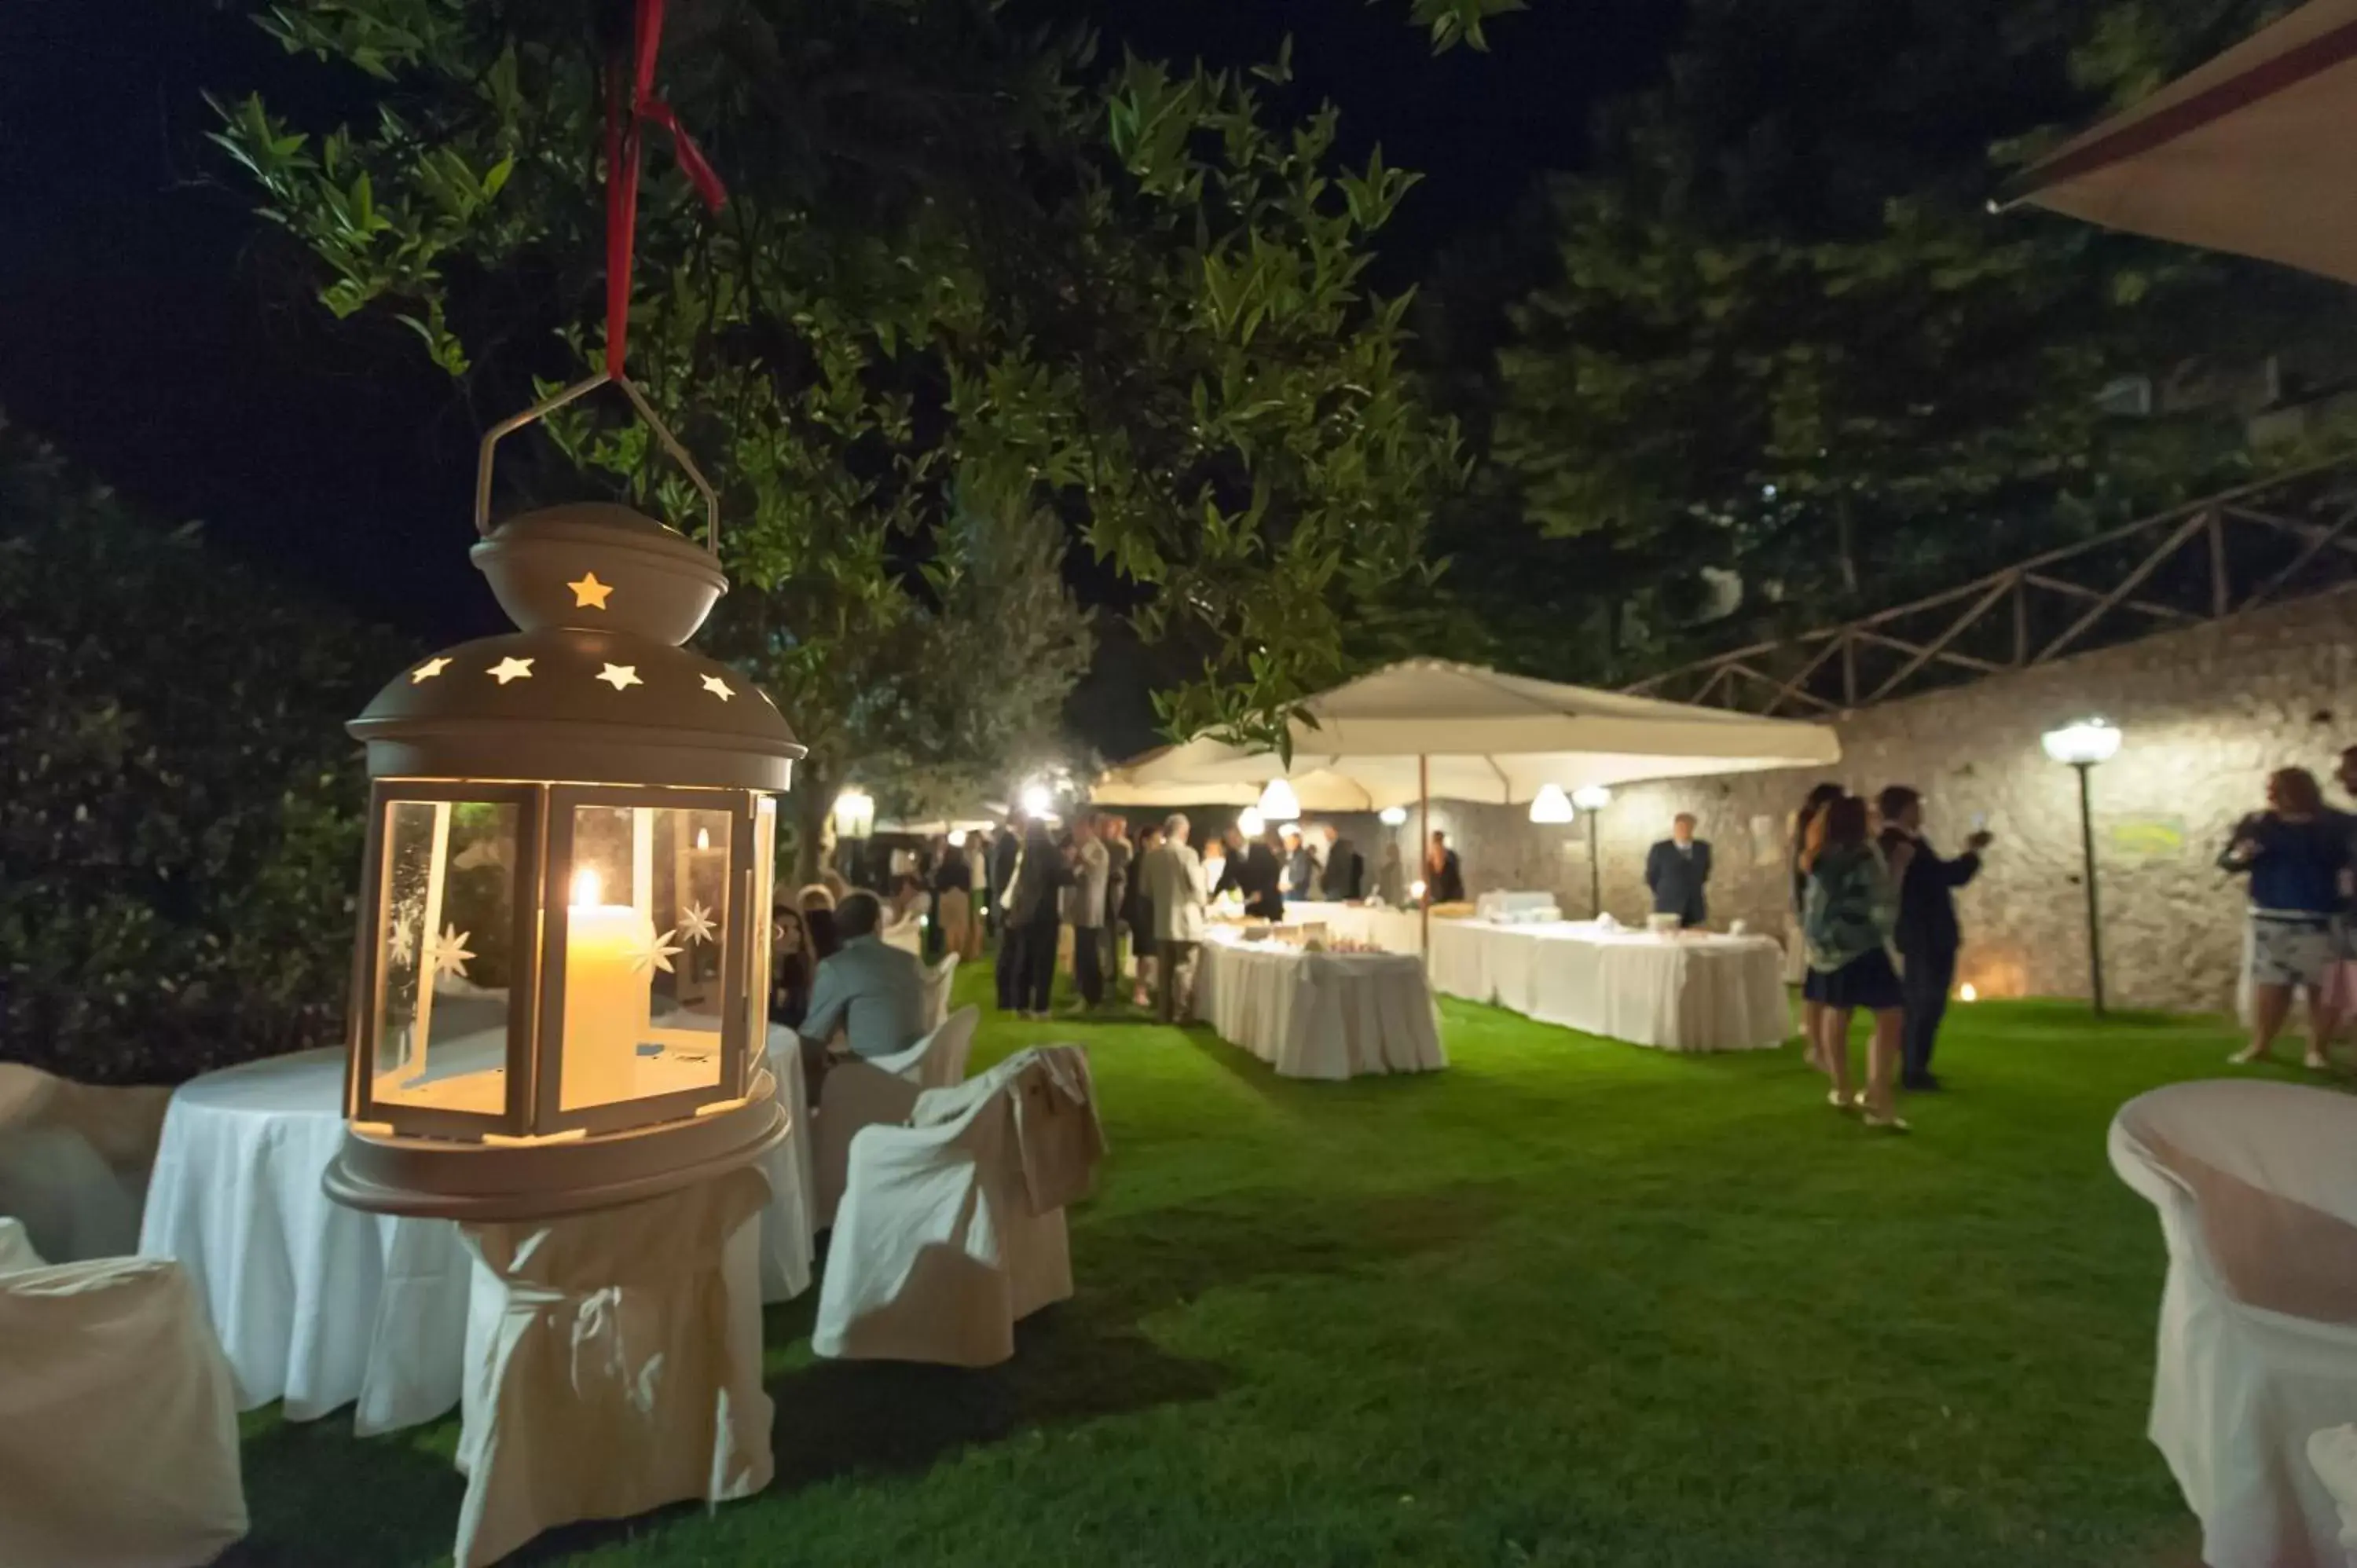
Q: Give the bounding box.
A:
[1428,919,1790,1053]
[1191,932,1446,1080]
[138,1036,816,1436]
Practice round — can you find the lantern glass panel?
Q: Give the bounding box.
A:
[372,799,522,1116]
[557,801,734,1112]
[746,796,777,1062]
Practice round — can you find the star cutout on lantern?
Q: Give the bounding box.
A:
[568,571,613,610]
[596,662,643,691]
[700,675,734,702]
[409,657,452,685]
[388,921,417,965]
[487,657,534,684]
[427,925,475,982]
[629,927,684,976]
[678,901,717,944]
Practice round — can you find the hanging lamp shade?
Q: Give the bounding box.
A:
[1528,784,1575,824]
[1257,778,1302,822]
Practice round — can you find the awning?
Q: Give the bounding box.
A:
[1092,658,1839,811]
[2003,0,2357,283]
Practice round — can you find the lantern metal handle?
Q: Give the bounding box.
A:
[474,370,722,555]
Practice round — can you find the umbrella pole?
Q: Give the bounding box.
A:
[1418,753,1430,967]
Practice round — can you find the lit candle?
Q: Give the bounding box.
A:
[562,868,651,1109]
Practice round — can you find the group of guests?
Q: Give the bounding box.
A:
[2219,747,2357,1069]
[987,812,1137,1020]
[767,880,932,1094]
[1791,783,1993,1131]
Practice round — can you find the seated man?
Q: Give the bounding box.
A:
[798,891,928,1090]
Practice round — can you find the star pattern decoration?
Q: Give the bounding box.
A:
[568,571,613,610]
[487,657,535,684]
[677,901,717,944]
[427,925,475,982]
[388,921,417,966]
[596,662,643,691]
[700,674,734,702]
[628,927,685,976]
[409,657,452,685]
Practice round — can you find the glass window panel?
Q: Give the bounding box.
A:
[746,795,776,1086]
[558,800,730,1112]
[372,799,519,1117]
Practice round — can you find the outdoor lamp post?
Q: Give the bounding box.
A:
[1378,805,1408,826]
[327,388,804,1220]
[830,788,875,844]
[1572,785,1613,918]
[2041,718,2123,1016]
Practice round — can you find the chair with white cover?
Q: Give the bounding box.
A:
[814,1044,1104,1368]
[920,952,960,1031]
[812,1005,982,1229]
[450,1165,773,1568]
[0,1063,173,1263]
[2110,1079,2357,1568]
[0,1225,248,1567]
[2311,1426,2357,1568]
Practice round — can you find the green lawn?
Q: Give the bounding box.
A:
[225,969,2293,1567]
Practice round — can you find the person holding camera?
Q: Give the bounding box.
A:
[2220,767,2349,1069]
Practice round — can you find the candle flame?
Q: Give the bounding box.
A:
[1958,982,1978,1002]
[573,868,602,907]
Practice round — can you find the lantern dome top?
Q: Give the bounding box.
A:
[471,502,726,645]
[350,504,803,791]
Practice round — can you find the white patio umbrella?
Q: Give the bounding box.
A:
[1093,658,1840,951]
[2002,0,2357,283]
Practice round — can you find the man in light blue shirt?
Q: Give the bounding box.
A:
[798,892,926,1083]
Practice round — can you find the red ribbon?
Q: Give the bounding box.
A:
[604,0,728,379]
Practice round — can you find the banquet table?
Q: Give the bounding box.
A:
[1191,932,1446,1081]
[1428,919,1790,1053]
[138,1038,816,1436]
[1282,900,1429,954]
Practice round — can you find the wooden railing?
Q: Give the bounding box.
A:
[1623,457,2357,715]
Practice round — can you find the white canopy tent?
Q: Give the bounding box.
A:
[1093,660,1838,953]
[1092,660,1840,811]
[2003,0,2357,283]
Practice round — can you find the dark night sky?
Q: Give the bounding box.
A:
[0,0,1679,755]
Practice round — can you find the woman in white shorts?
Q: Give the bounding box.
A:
[2219,768,2349,1069]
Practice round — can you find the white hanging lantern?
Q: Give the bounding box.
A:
[328,376,801,1222]
[1236,806,1265,838]
[1257,778,1301,823]
[1572,784,1614,811]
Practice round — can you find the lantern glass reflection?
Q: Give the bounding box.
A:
[371,797,521,1117]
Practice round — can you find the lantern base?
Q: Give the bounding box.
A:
[324,1069,790,1222]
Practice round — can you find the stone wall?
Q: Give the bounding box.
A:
[1342,592,2357,1014]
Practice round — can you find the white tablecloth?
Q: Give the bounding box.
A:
[1283,900,1430,954]
[137,1048,472,1435]
[139,1040,816,1436]
[1428,920,1790,1053]
[1193,934,1446,1080]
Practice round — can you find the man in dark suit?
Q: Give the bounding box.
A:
[1876,785,1992,1092]
[1215,826,1287,919]
[1644,814,1712,928]
[1424,830,1466,905]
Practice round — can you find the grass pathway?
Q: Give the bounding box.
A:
[231,972,2299,1566]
